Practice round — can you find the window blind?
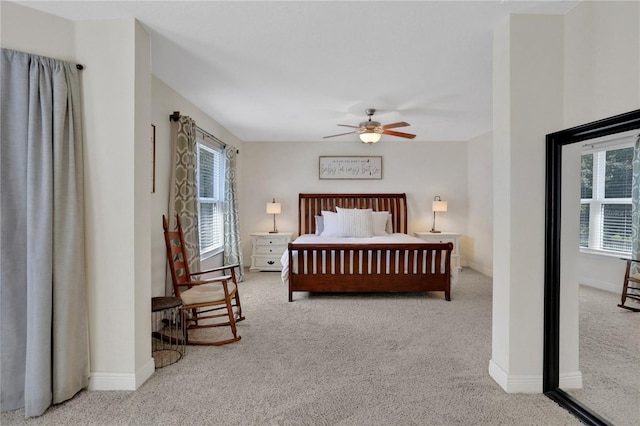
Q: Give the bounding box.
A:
[197,142,224,254]
[579,140,634,255]
[601,204,632,252]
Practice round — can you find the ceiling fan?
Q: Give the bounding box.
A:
[323,108,416,143]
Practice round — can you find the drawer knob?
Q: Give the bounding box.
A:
[267,260,275,265]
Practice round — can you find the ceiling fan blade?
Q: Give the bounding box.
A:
[323,131,358,139]
[337,124,360,129]
[383,129,416,139]
[382,122,410,130]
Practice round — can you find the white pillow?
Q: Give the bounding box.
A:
[372,211,390,236]
[315,215,324,235]
[320,211,339,237]
[385,213,398,234]
[336,207,373,238]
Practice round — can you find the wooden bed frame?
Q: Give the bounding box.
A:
[287,193,453,301]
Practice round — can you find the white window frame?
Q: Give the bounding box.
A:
[196,137,225,259]
[580,137,634,257]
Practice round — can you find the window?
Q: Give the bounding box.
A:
[580,140,634,255]
[197,138,225,257]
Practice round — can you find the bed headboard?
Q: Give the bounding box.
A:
[298,193,408,236]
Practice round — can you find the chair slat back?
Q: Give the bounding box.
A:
[163,215,193,296]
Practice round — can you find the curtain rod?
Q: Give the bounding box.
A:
[196,127,226,149]
[582,130,639,149]
[169,111,238,153]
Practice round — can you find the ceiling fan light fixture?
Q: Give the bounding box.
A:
[359,131,382,144]
[323,108,415,141]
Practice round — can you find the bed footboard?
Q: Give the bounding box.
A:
[288,242,453,301]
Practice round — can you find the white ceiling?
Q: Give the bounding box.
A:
[17,0,579,142]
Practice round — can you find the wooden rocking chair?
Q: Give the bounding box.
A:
[619,258,640,312]
[163,214,245,345]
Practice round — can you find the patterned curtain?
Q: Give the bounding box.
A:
[167,116,201,294]
[223,145,244,281]
[631,135,640,275]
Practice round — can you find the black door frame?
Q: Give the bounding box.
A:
[543,109,640,425]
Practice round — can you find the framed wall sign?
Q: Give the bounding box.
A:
[319,156,382,180]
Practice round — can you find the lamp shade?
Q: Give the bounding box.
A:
[266,202,281,214]
[359,131,382,144]
[432,200,448,212]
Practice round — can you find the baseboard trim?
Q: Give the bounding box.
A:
[468,261,493,277]
[489,361,582,393]
[88,357,155,391]
[488,359,508,390]
[559,371,583,389]
[488,360,542,393]
[137,357,156,387]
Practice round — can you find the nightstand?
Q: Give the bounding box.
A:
[250,232,293,271]
[414,231,461,271]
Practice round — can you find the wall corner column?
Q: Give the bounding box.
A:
[490,13,566,393]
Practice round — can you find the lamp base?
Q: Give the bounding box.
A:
[269,214,278,234]
[429,229,441,233]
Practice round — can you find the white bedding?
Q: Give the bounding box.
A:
[280,233,458,286]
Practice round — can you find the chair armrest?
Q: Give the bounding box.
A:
[191,263,240,276]
[185,275,232,286]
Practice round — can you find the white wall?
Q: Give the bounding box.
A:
[491,17,511,377]
[133,20,153,383]
[76,18,153,389]
[565,0,640,293]
[490,1,640,394]
[150,76,245,296]
[559,142,582,386]
[557,0,639,387]
[563,1,640,130]
[0,1,75,60]
[466,131,493,276]
[240,140,469,263]
[2,2,155,391]
[578,254,629,292]
[490,14,565,392]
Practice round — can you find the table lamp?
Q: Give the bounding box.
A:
[266,198,281,233]
[430,195,447,233]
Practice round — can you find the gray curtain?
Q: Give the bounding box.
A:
[0,49,88,418]
[223,146,244,281]
[167,116,200,294]
[632,135,640,275]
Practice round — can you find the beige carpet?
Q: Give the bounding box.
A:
[566,285,640,426]
[2,269,590,425]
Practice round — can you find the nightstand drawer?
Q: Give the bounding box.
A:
[255,236,289,246]
[252,256,282,269]
[428,236,456,246]
[254,245,287,255]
